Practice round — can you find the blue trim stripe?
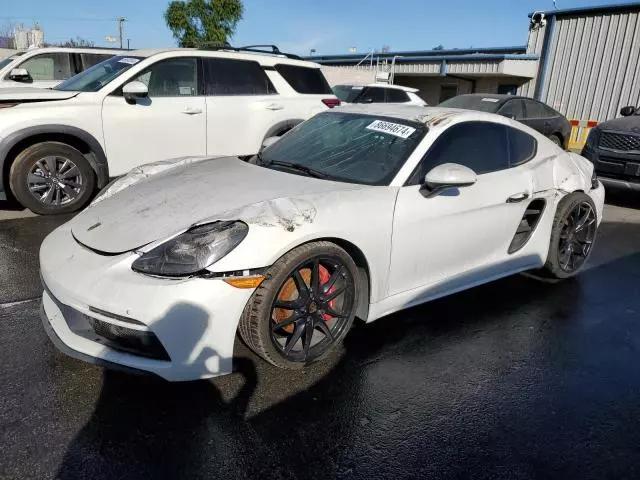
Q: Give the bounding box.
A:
[528,1,640,18]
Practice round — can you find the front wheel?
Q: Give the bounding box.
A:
[238,241,359,369]
[9,141,96,215]
[544,192,598,279]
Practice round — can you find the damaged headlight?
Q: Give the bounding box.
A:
[131,221,248,277]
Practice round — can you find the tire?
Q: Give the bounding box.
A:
[238,241,360,369]
[9,141,96,215]
[548,134,563,148]
[544,192,598,279]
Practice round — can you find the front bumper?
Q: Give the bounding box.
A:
[40,223,255,381]
[583,145,640,192]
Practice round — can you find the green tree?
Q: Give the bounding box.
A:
[164,0,244,47]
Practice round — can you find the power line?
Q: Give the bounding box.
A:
[0,16,125,22]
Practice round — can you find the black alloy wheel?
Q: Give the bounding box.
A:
[269,256,355,362]
[238,241,360,369]
[544,192,598,279]
[557,200,597,273]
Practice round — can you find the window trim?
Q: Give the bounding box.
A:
[6,52,73,82]
[404,120,537,186]
[273,63,332,95]
[203,57,277,96]
[112,56,203,97]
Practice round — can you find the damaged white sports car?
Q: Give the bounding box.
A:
[40,104,605,381]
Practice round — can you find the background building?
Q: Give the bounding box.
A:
[309,2,640,124]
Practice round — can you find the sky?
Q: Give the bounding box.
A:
[0,0,634,55]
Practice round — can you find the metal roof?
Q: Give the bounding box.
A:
[529,1,640,18]
[310,53,538,66]
[304,46,527,63]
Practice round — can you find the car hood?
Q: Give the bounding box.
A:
[596,115,640,134]
[0,87,78,102]
[70,156,363,254]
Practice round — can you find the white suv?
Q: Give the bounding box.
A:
[0,45,339,214]
[0,47,125,89]
[333,83,427,106]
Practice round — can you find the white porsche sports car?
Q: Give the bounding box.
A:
[40,105,605,381]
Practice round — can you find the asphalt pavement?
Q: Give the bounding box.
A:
[1,192,640,479]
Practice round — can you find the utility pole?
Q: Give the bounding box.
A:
[117,17,126,49]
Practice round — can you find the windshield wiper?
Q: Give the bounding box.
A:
[266,160,331,179]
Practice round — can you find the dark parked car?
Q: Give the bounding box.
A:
[582,105,640,191]
[439,94,571,148]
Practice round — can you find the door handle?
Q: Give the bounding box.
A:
[182,107,203,115]
[266,103,284,111]
[507,192,530,203]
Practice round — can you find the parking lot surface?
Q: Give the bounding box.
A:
[2,193,640,479]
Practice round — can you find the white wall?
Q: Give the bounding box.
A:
[321,66,375,86]
[0,48,17,59]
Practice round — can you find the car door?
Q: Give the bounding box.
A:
[522,99,552,135]
[101,57,207,176]
[202,57,287,156]
[388,121,536,297]
[497,99,526,121]
[355,86,387,104]
[385,88,411,104]
[1,52,73,88]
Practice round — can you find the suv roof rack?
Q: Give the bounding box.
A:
[197,42,302,60]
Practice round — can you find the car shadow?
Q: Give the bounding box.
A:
[51,220,640,479]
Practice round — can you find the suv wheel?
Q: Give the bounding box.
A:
[9,142,96,215]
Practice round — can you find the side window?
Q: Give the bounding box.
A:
[498,99,525,119]
[523,100,549,119]
[386,89,410,103]
[15,53,72,81]
[274,64,332,94]
[133,58,198,97]
[357,87,386,103]
[508,127,537,166]
[409,121,510,184]
[80,53,112,71]
[204,58,276,95]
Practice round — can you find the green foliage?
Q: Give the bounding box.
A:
[164,0,244,48]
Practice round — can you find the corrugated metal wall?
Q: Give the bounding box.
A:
[518,22,547,97]
[526,9,640,122]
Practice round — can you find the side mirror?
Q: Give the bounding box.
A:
[358,97,373,104]
[620,105,636,117]
[122,81,149,103]
[261,136,281,151]
[501,112,516,120]
[421,163,477,198]
[8,68,31,82]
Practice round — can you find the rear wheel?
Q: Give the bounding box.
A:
[238,241,359,369]
[9,142,95,215]
[548,134,563,148]
[544,192,597,279]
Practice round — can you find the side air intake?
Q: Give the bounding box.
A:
[508,199,546,254]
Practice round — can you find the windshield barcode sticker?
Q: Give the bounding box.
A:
[118,57,140,65]
[366,120,416,138]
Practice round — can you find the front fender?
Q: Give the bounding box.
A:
[206,188,399,303]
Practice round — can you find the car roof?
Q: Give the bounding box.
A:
[451,93,537,103]
[17,47,127,55]
[335,83,418,93]
[128,48,322,67]
[334,103,500,124]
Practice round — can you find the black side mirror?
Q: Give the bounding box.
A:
[501,113,516,120]
[358,97,373,104]
[8,68,31,82]
[620,106,636,116]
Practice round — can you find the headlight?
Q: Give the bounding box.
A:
[131,221,248,277]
